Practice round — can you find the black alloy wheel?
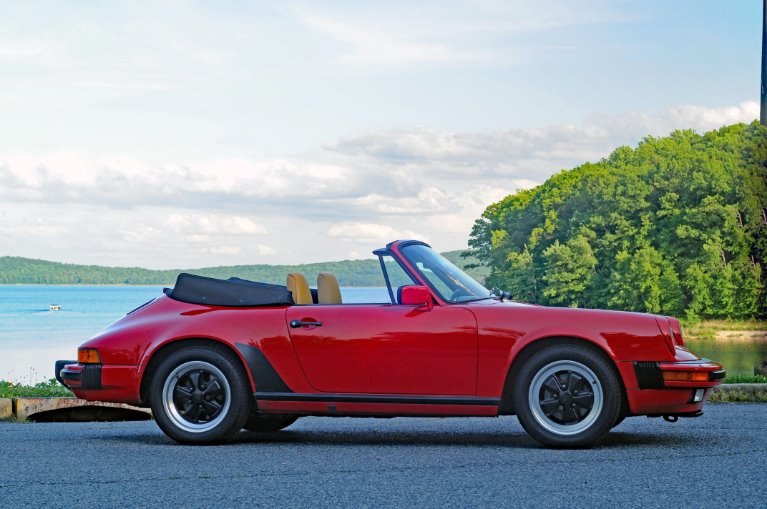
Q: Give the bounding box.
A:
[150,345,251,444]
[513,344,622,448]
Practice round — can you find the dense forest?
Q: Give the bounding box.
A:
[469,121,767,319]
[0,251,487,287]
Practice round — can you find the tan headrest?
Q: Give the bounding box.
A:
[317,272,342,304]
[286,273,313,305]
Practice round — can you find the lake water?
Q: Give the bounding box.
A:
[0,285,389,383]
[1,285,762,382]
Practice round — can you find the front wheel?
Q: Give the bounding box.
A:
[513,344,621,448]
[149,346,252,444]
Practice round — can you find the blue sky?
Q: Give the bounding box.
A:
[0,1,762,268]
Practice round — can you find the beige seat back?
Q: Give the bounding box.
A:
[317,272,342,304]
[286,273,313,305]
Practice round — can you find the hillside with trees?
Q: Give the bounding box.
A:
[0,251,486,287]
[468,121,767,319]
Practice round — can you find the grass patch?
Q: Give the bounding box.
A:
[681,320,767,342]
[0,379,72,398]
[723,374,767,384]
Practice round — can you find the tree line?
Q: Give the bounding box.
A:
[468,121,767,319]
[0,251,486,287]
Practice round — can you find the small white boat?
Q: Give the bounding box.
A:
[49,304,61,311]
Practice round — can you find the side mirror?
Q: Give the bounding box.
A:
[399,285,433,311]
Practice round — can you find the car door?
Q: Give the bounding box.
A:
[285,304,478,395]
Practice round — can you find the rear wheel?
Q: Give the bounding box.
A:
[243,413,299,432]
[513,344,621,448]
[150,346,251,444]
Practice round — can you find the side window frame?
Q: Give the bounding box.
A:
[376,253,417,304]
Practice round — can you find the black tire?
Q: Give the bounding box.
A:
[512,344,621,448]
[149,345,252,444]
[612,414,626,429]
[243,413,299,433]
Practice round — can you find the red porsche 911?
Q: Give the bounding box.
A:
[56,240,725,447]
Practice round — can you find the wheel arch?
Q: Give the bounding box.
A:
[499,335,628,416]
[139,337,254,405]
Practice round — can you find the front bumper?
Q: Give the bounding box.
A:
[620,358,725,416]
[634,359,725,389]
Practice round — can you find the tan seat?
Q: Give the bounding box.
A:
[317,272,342,304]
[286,273,313,305]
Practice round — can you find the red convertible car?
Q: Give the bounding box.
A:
[56,240,724,447]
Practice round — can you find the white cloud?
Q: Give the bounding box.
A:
[328,222,426,244]
[0,44,44,60]
[74,80,175,91]
[0,101,757,267]
[303,16,495,70]
[0,154,404,210]
[585,101,760,143]
[204,246,241,255]
[329,101,760,167]
[167,214,266,235]
[254,244,276,256]
[296,1,638,72]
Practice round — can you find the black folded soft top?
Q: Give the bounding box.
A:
[165,273,293,307]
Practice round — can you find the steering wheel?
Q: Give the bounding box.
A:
[449,287,472,302]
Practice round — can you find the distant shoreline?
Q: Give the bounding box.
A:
[0,250,489,286]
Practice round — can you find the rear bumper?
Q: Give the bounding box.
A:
[56,360,101,389]
[55,360,142,405]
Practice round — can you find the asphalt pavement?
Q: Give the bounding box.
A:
[1,403,765,508]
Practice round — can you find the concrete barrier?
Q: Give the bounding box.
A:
[13,397,151,421]
[0,398,12,420]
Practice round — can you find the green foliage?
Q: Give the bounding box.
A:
[0,379,72,398]
[542,236,596,307]
[723,374,767,384]
[504,246,539,302]
[0,250,486,287]
[469,122,767,319]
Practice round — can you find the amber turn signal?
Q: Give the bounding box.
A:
[78,348,101,364]
[662,370,709,383]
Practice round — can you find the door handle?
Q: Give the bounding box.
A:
[290,319,323,328]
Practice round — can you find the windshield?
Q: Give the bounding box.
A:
[400,244,491,303]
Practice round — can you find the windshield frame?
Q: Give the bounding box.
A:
[391,240,491,304]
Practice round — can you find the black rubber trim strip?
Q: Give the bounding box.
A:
[709,369,727,381]
[235,343,293,393]
[54,359,77,386]
[254,392,500,406]
[58,364,102,389]
[633,361,664,389]
[82,364,102,389]
[59,368,81,385]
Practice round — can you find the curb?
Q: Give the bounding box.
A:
[8,397,151,421]
[0,398,11,420]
